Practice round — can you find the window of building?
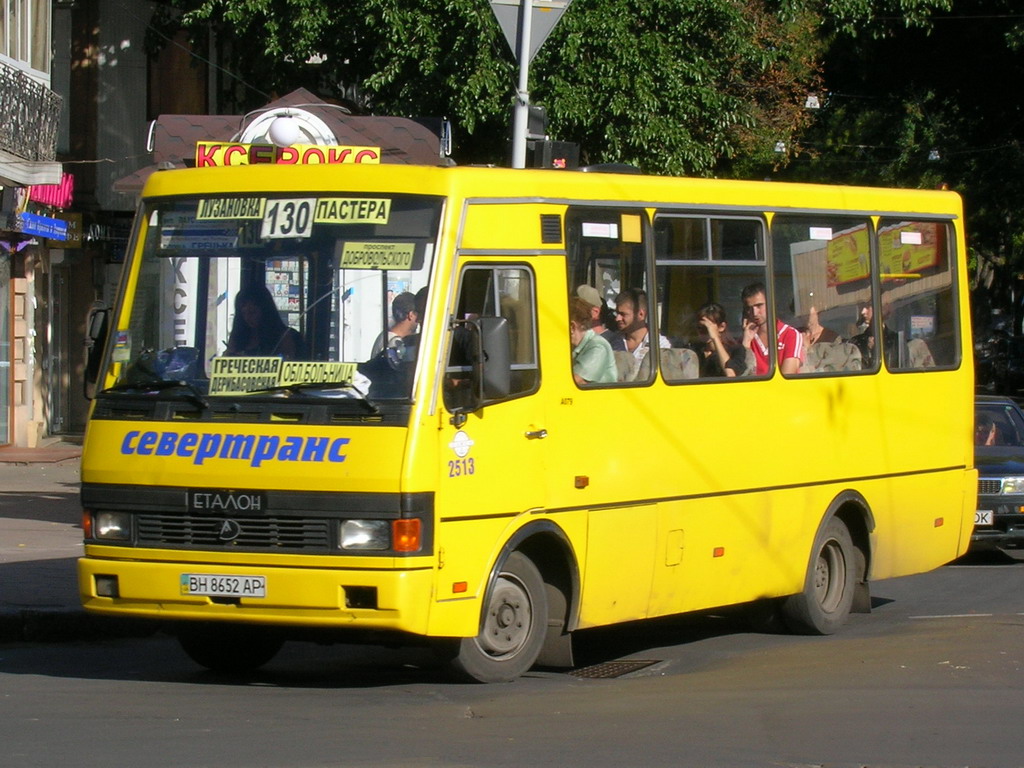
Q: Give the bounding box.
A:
[0,0,50,78]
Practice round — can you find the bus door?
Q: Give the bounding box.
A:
[435,261,547,587]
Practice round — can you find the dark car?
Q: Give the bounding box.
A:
[973,395,1024,549]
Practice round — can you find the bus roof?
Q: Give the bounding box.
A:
[139,162,963,219]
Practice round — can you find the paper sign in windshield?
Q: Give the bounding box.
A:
[340,242,415,270]
[196,198,267,220]
[314,198,391,225]
[209,357,355,395]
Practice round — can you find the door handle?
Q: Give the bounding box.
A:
[524,429,547,440]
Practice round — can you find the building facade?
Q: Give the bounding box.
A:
[0,0,65,447]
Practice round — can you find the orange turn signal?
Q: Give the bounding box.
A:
[392,519,422,552]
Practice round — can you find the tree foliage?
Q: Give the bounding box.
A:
[162,0,960,172]
[161,0,889,171]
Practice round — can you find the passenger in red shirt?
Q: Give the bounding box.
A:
[740,282,802,375]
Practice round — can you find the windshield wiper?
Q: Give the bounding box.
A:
[102,379,209,410]
[244,381,380,414]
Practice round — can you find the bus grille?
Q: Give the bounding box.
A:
[978,479,1003,495]
[136,515,332,552]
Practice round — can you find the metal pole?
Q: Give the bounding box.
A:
[511,0,533,169]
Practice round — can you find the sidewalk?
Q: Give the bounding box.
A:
[0,443,152,641]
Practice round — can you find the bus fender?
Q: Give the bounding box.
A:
[483,519,581,669]
[816,490,875,614]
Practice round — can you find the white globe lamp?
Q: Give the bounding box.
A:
[268,115,303,147]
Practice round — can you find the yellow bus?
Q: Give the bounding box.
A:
[79,162,976,681]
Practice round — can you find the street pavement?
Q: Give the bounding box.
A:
[0,445,150,642]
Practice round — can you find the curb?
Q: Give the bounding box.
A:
[0,607,157,643]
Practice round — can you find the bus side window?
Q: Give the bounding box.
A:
[878,219,958,370]
[565,207,652,386]
[771,215,873,376]
[654,213,767,382]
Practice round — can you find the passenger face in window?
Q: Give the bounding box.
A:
[615,297,644,336]
[742,289,768,335]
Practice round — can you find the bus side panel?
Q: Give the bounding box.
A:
[576,505,657,627]
[868,468,976,581]
[648,489,802,618]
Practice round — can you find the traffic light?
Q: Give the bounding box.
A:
[528,140,579,170]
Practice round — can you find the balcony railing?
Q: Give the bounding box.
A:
[0,60,62,162]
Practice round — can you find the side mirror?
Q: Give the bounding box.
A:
[447,316,512,425]
[476,316,511,401]
[83,306,110,400]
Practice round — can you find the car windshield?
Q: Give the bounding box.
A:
[975,402,1024,447]
[105,193,442,401]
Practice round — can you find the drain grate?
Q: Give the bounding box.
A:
[568,660,660,679]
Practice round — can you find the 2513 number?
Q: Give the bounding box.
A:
[448,458,475,477]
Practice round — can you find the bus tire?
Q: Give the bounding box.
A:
[449,551,548,683]
[782,517,856,635]
[177,624,284,673]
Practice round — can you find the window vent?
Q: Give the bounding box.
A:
[540,214,562,244]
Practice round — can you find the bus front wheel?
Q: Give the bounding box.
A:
[782,517,856,635]
[448,551,548,683]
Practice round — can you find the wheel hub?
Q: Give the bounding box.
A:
[477,575,532,658]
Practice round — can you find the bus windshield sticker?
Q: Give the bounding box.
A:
[209,357,356,395]
[277,361,355,388]
[314,198,391,225]
[209,357,282,394]
[339,241,416,270]
[196,198,267,220]
[261,199,316,239]
[112,330,130,362]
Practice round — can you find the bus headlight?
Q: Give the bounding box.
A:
[1002,477,1024,494]
[340,519,389,550]
[95,511,132,541]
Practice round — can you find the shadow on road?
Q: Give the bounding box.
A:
[0,489,81,526]
[951,548,1024,566]
[0,607,758,689]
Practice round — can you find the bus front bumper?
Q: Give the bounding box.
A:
[78,555,438,636]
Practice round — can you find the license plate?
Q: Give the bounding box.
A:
[181,573,266,598]
[975,510,994,526]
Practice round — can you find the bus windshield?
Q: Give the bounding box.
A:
[108,193,442,402]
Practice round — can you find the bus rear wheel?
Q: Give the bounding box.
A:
[448,551,548,683]
[782,517,856,635]
[177,623,284,673]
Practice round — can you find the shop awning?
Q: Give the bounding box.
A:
[0,147,61,186]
